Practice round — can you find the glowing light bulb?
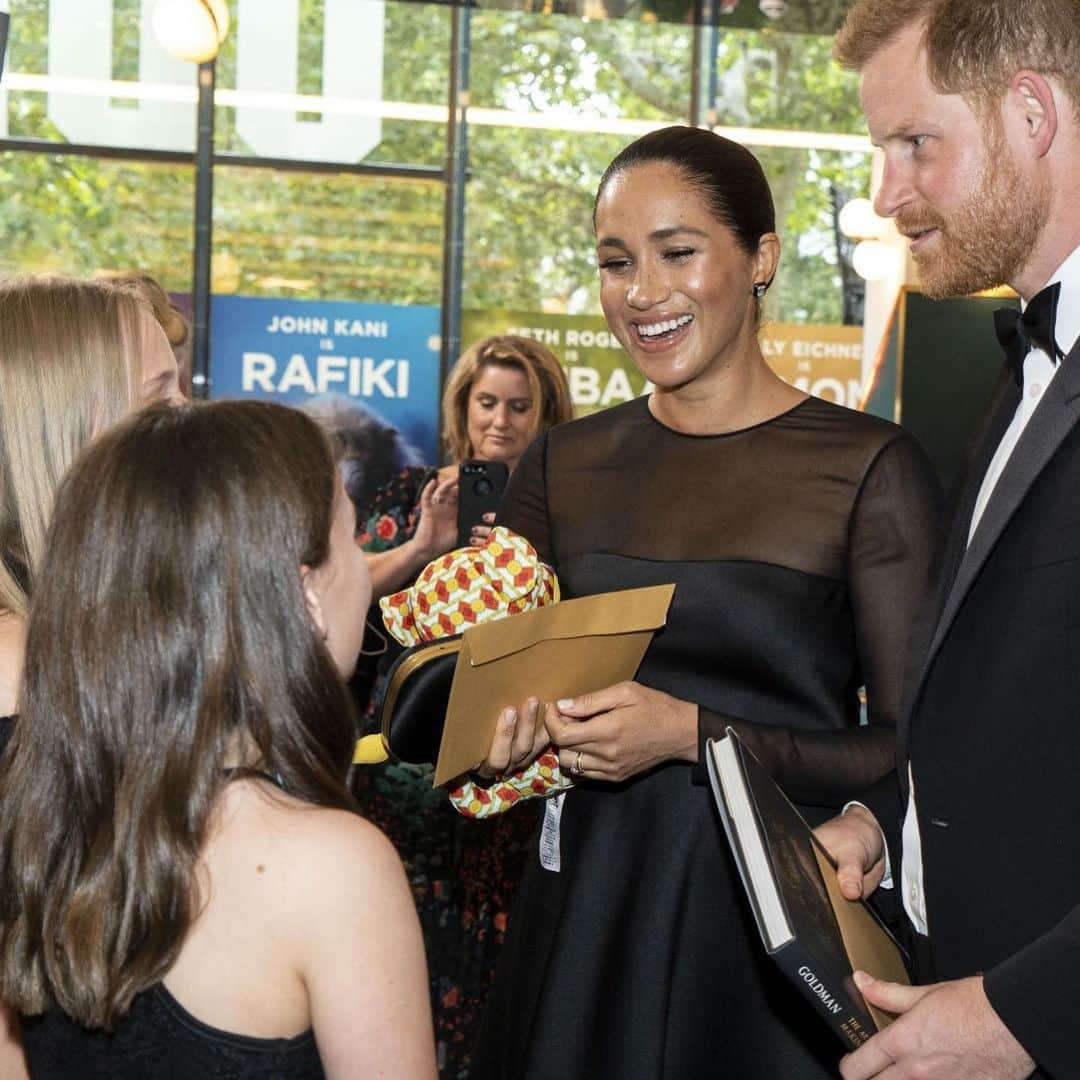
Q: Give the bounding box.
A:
[852,239,901,282]
[152,0,229,64]
[838,197,886,241]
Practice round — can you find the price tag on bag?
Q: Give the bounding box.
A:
[539,792,566,872]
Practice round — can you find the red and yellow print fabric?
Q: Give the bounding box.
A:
[379,527,572,818]
[380,527,559,646]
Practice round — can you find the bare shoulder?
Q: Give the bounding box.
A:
[225,785,407,906]
[282,801,402,885]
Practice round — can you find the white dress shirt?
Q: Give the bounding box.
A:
[897,245,1080,935]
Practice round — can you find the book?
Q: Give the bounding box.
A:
[706,729,910,1050]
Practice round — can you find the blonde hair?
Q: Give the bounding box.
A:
[442,335,574,462]
[835,0,1080,121]
[0,276,143,617]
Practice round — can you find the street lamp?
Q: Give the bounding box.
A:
[151,0,229,63]
[151,0,230,398]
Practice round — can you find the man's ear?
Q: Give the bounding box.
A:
[300,565,329,641]
[1007,71,1058,158]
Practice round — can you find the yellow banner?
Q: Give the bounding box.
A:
[761,323,863,410]
[462,311,864,413]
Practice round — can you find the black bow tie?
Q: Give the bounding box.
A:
[994,282,1064,387]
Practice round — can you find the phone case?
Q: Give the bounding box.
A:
[456,460,509,547]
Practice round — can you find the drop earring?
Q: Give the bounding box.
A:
[751,282,769,299]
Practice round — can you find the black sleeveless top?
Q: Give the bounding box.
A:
[22,984,324,1079]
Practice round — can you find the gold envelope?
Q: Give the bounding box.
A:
[432,583,675,786]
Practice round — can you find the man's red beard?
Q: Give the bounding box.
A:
[897,132,1048,299]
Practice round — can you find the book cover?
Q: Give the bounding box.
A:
[706,731,909,1050]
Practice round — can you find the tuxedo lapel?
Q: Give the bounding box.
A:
[921,339,1080,680]
[938,371,1019,607]
[895,368,1018,766]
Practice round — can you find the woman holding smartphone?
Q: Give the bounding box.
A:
[353,335,572,1079]
[470,126,942,1079]
[359,334,573,597]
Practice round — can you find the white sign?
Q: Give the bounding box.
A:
[236,0,383,162]
[6,0,383,161]
[45,0,194,150]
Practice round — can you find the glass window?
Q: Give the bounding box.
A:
[3,0,196,151]
[211,0,450,170]
[0,152,194,285]
[464,10,692,313]
[211,165,444,303]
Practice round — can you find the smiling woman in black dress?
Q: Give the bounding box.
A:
[470,126,941,1079]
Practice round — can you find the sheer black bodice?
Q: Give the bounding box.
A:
[501,394,941,804]
[473,394,941,1080]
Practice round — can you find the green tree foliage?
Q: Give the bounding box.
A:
[1,0,870,323]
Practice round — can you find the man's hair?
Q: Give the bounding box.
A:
[835,0,1080,120]
[0,399,356,1030]
[442,335,574,462]
[0,275,144,617]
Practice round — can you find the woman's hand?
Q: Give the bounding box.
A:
[468,511,496,547]
[547,682,697,783]
[412,465,459,561]
[472,697,550,779]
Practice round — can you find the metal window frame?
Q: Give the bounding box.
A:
[1,2,718,430]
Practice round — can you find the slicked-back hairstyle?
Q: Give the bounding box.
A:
[0,399,356,1031]
[0,275,144,617]
[835,0,1080,121]
[594,125,776,257]
[442,335,574,462]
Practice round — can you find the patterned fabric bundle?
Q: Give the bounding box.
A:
[380,526,559,645]
[379,526,572,818]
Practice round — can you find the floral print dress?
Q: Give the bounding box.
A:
[354,467,541,1080]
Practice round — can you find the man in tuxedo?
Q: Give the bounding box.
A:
[815,2,1080,1077]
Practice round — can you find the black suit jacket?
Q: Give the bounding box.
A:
[896,337,1080,1078]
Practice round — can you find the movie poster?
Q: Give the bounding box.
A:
[209,294,441,513]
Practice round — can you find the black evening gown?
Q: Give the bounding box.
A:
[471,395,941,1080]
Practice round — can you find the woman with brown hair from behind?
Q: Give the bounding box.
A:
[0,400,436,1078]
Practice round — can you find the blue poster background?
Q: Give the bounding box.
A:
[209,295,441,463]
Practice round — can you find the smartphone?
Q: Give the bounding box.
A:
[457,460,509,548]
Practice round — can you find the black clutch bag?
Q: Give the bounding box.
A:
[377,636,462,764]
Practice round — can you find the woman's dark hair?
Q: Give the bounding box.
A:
[595,125,776,256]
[0,399,356,1030]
